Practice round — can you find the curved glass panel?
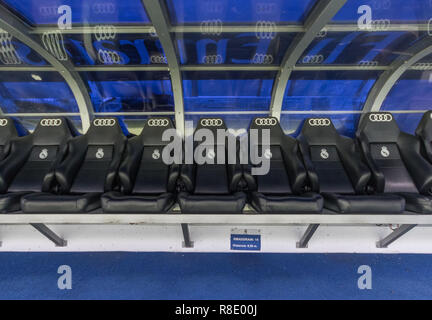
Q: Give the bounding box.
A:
[0,72,79,114]
[37,33,166,66]
[382,70,432,111]
[1,0,150,26]
[299,31,426,66]
[0,35,47,66]
[176,33,295,65]
[333,0,432,23]
[392,112,424,134]
[282,71,381,112]
[82,71,174,113]
[183,71,276,112]
[166,0,316,25]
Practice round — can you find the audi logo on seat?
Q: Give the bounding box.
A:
[369,114,392,122]
[200,119,223,127]
[0,119,8,126]
[254,118,277,126]
[93,119,116,126]
[308,118,331,126]
[41,119,62,126]
[148,119,169,127]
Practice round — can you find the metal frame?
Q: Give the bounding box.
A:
[30,223,67,247]
[141,0,185,137]
[363,37,432,112]
[0,5,94,131]
[269,0,347,119]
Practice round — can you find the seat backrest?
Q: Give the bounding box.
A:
[415,110,432,163]
[190,118,234,194]
[357,112,424,193]
[7,117,77,192]
[246,117,306,195]
[0,117,26,161]
[59,117,127,193]
[119,117,178,194]
[298,118,370,194]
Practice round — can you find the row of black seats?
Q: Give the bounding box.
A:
[0,111,432,215]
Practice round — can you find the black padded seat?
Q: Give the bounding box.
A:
[243,117,323,214]
[177,118,246,214]
[416,110,432,164]
[298,117,404,214]
[21,117,127,213]
[101,117,179,213]
[0,117,76,213]
[357,112,432,214]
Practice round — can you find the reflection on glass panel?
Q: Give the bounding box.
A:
[299,31,425,66]
[183,71,276,112]
[82,71,174,113]
[1,0,150,25]
[0,35,48,66]
[333,0,432,23]
[392,112,424,134]
[283,71,381,112]
[0,72,79,114]
[382,70,432,110]
[42,33,166,66]
[14,116,83,133]
[166,0,316,24]
[280,113,361,137]
[176,33,295,65]
[185,113,262,135]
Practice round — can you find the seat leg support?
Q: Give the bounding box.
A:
[30,224,67,247]
[376,224,417,248]
[297,224,319,248]
[181,223,194,248]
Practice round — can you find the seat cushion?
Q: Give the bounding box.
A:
[178,191,246,214]
[249,192,323,214]
[0,191,31,213]
[397,192,432,214]
[101,191,175,213]
[21,192,101,213]
[322,193,405,214]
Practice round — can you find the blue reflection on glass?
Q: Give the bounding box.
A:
[82,72,174,113]
[333,0,432,23]
[182,71,276,112]
[392,112,424,134]
[283,71,381,112]
[0,72,79,113]
[1,0,149,25]
[166,0,316,24]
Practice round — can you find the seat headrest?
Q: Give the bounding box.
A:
[300,118,340,144]
[86,117,128,144]
[195,118,228,145]
[249,117,286,145]
[32,117,78,145]
[140,117,175,146]
[356,112,400,142]
[416,111,432,141]
[0,117,23,145]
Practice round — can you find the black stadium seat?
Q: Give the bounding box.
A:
[357,112,432,214]
[177,118,246,214]
[0,117,77,213]
[101,117,179,213]
[21,117,127,213]
[0,117,27,162]
[415,110,432,164]
[298,117,404,214]
[243,117,323,213]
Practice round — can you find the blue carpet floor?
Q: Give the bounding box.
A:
[0,252,431,300]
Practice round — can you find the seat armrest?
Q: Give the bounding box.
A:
[180,163,196,192]
[118,137,142,193]
[297,135,319,193]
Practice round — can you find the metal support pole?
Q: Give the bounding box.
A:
[296,224,320,248]
[30,223,67,247]
[181,223,193,248]
[376,224,417,248]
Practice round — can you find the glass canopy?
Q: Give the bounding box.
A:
[0,0,430,136]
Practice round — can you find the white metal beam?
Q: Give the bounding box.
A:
[269,0,347,119]
[141,0,184,137]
